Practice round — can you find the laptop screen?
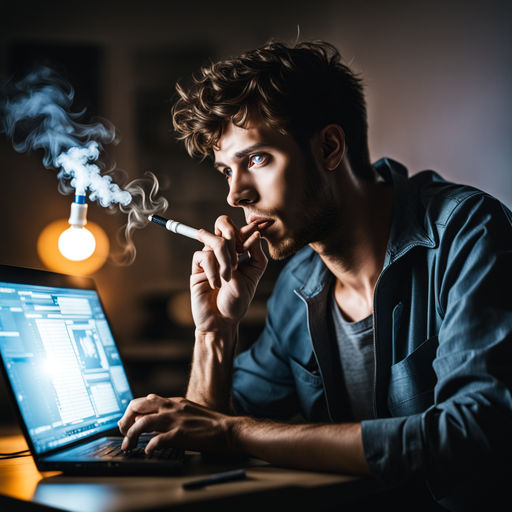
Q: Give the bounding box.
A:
[0,276,133,455]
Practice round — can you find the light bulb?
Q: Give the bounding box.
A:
[58,225,96,261]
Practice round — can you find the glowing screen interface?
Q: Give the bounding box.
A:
[0,282,133,454]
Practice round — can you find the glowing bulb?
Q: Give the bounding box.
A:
[58,225,96,261]
[38,219,109,275]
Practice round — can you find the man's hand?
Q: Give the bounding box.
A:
[118,394,235,454]
[118,393,369,475]
[191,215,267,334]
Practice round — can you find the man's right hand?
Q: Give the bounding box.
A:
[190,215,268,334]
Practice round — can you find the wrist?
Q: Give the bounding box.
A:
[225,415,251,455]
[195,325,238,349]
[187,328,238,411]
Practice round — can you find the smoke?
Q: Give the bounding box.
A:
[0,66,168,265]
[55,142,131,206]
[117,172,168,265]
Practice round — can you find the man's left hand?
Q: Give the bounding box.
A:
[118,394,235,454]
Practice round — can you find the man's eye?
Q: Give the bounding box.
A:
[223,168,232,178]
[249,154,267,167]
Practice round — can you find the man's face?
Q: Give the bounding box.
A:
[213,119,339,260]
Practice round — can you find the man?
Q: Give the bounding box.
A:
[118,41,512,510]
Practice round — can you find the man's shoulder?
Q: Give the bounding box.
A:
[379,158,512,261]
[401,170,512,262]
[410,170,511,229]
[376,158,507,229]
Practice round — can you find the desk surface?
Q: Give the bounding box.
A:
[0,429,379,512]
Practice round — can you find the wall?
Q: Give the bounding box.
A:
[0,0,510,419]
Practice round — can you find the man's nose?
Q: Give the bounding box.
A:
[227,171,257,207]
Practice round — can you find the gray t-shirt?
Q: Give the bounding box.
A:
[330,292,376,421]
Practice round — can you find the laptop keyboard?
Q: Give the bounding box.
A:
[89,440,181,460]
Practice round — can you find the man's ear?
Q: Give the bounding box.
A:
[320,124,345,171]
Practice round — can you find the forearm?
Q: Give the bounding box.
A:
[186,327,237,413]
[231,416,370,475]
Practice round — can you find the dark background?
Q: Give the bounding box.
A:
[0,0,511,425]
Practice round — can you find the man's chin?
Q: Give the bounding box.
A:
[266,237,305,261]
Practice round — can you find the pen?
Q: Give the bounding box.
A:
[182,468,247,490]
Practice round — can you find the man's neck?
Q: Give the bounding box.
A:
[310,182,394,321]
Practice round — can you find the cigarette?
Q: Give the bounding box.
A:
[148,214,200,240]
[148,215,252,264]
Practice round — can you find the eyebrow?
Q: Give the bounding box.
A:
[213,143,270,169]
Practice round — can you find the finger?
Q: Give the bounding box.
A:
[235,222,260,267]
[197,230,233,282]
[192,250,221,289]
[191,250,209,276]
[145,431,177,454]
[239,221,259,241]
[118,394,163,434]
[214,215,238,263]
[190,269,208,289]
[242,231,267,271]
[121,412,161,451]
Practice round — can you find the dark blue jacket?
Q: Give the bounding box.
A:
[233,158,512,510]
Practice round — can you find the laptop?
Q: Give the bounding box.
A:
[0,264,184,475]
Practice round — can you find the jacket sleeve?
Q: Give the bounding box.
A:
[232,285,301,420]
[361,193,512,510]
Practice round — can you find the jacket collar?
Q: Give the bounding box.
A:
[294,157,435,299]
[376,158,435,264]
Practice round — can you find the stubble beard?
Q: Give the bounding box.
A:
[264,145,343,260]
[266,188,341,260]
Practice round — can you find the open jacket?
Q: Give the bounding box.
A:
[232,158,512,510]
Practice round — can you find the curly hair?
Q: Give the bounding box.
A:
[172,40,373,180]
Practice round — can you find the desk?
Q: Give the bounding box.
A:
[0,429,381,512]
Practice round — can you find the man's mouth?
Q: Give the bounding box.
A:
[248,216,275,233]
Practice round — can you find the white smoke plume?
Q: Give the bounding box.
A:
[117,172,168,265]
[56,142,131,206]
[0,66,168,265]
